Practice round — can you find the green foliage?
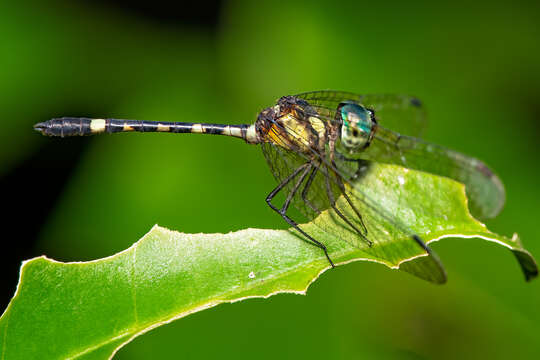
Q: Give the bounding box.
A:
[0,164,535,359]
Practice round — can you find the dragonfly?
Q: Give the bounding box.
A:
[34,91,505,267]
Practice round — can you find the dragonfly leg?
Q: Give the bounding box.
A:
[281,163,312,212]
[331,160,370,244]
[301,162,321,215]
[266,162,335,268]
[323,165,369,243]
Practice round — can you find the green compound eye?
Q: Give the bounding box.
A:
[339,103,375,150]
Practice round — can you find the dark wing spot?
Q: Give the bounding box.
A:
[410,97,422,107]
[475,161,495,178]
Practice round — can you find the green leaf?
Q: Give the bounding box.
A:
[0,164,536,359]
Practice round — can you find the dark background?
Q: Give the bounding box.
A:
[1,0,539,359]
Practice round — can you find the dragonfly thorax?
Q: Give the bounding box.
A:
[256,96,327,155]
[339,103,376,150]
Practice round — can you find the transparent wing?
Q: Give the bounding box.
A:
[296,90,427,138]
[261,141,340,223]
[260,119,435,256]
[358,126,505,219]
[295,91,505,220]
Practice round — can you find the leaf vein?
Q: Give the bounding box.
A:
[131,243,139,325]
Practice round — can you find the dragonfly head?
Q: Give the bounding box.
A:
[339,102,376,150]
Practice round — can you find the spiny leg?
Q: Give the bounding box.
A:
[282,163,312,212]
[331,160,370,243]
[323,164,367,241]
[266,162,335,268]
[301,162,321,215]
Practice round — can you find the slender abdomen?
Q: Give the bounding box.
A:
[34,117,259,143]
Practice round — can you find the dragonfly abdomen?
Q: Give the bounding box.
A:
[34,117,259,143]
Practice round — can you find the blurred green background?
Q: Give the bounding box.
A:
[1,0,540,358]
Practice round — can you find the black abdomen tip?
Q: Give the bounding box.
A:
[33,117,93,137]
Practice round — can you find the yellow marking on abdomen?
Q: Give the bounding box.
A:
[123,124,134,131]
[90,119,106,133]
[157,123,170,132]
[223,126,242,137]
[245,124,258,143]
[191,124,203,133]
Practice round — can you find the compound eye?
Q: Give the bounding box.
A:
[338,102,375,150]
